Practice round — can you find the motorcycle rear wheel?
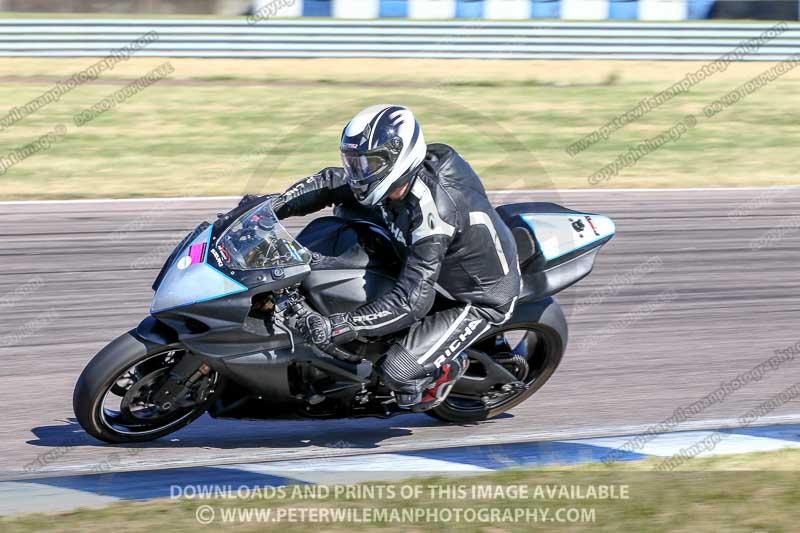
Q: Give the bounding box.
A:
[427,299,566,423]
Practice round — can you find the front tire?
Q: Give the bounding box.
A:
[427,298,567,423]
[73,330,218,443]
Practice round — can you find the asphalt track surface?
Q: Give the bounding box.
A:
[2,188,799,481]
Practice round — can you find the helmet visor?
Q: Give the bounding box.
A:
[341,152,390,182]
[341,151,392,201]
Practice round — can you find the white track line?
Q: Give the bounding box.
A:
[220,455,491,485]
[567,431,800,458]
[10,413,800,481]
[1,186,799,206]
[0,196,240,205]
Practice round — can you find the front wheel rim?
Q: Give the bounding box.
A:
[97,349,216,436]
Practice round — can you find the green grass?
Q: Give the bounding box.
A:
[0,12,254,19]
[0,57,798,199]
[3,448,800,531]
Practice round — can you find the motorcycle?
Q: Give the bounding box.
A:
[73,195,615,443]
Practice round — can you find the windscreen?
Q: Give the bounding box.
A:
[217,199,312,270]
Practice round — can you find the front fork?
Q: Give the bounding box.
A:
[151,352,213,411]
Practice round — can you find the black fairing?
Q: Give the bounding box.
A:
[295,216,401,314]
[135,199,608,422]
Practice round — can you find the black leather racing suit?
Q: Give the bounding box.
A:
[276,143,521,398]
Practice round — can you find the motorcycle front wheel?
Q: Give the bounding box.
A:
[73,330,220,443]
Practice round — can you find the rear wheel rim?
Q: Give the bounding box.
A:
[97,349,216,436]
[443,325,558,413]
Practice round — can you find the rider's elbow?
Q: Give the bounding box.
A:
[406,281,436,322]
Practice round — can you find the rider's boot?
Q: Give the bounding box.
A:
[408,352,469,412]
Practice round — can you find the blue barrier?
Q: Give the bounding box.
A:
[688,0,716,20]
[609,0,638,20]
[0,18,795,59]
[261,0,780,21]
[302,0,331,17]
[531,0,561,19]
[456,0,484,19]
[380,0,408,18]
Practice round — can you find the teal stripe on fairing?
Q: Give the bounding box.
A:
[150,263,248,313]
[150,226,248,313]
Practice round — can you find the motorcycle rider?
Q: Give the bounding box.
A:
[269,105,521,412]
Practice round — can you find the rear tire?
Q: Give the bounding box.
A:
[73,330,217,443]
[427,298,567,423]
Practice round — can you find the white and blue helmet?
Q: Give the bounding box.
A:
[340,105,426,206]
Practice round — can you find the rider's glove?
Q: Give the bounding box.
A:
[303,313,357,348]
